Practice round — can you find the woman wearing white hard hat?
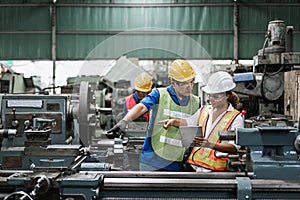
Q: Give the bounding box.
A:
[160,71,244,172]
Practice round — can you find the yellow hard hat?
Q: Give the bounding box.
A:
[168,60,196,82]
[134,72,153,92]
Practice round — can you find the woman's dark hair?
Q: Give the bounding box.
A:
[226,91,240,109]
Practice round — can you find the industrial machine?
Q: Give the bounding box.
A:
[65,57,153,170]
[234,20,300,127]
[0,20,300,199]
[66,57,150,132]
[0,81,99,168]
[0,69,42,94]
[1,126,299,199]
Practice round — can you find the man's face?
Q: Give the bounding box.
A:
[136,90,149,100]
[173,78,195,99]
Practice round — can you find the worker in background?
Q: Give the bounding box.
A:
[160,71,243,172]
[0,63,11,78]
[107,59,200,171]
[123,72,153,122]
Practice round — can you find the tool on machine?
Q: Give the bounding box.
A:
[0,129,17,150]
[3,175,50,200]
[2,147,103,200]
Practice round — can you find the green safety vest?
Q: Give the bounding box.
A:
[151,88,200,162]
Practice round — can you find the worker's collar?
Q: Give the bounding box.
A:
[167,85,190,106]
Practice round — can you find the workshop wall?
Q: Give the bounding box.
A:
[0,0,299,60]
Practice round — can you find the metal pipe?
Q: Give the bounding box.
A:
[57,30,233,35]
[233,0,239,63]
[101,177,300,192]
[286,26,294,52]
[53,3,235,7]
[51,2,57,94]
[80,171,251,179]
[1,2,300,7]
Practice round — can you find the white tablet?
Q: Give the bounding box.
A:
[179,126,202,148]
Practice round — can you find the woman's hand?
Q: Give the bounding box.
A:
[193,136,213,148]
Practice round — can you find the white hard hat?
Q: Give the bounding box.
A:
[202,71,236,94]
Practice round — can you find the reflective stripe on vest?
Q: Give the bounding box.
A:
[187,105,240,171]
[125,94,149,122]
[151,88,199,162]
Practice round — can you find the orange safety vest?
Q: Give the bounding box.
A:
[125,94,149,122]
[187,105,240,171]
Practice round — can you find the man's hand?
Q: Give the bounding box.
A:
[106,119,127,138]
[157,119,173,129]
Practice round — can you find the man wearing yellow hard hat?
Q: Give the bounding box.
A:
[124,72,153,122]
[107,59,200,171]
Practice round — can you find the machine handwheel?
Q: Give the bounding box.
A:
[79,81,90,146]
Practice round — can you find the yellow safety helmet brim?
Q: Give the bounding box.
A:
[168,59,196,82]
[134,72,153,92]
